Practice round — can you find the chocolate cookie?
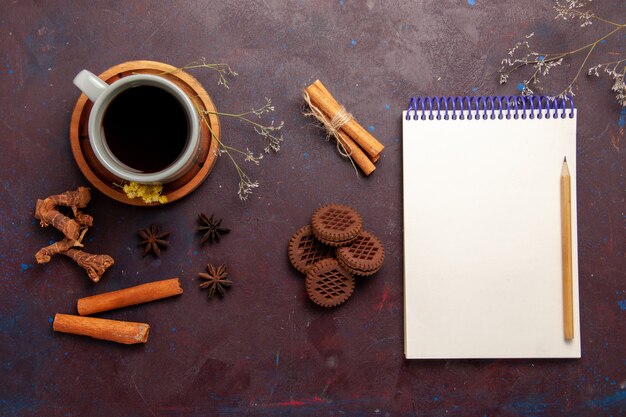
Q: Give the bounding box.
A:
[288,225,335,274]
[305,259,355,308]
[311,204,362,247]
[336,230,384,276]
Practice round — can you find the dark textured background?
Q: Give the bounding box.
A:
[1,1,624,416]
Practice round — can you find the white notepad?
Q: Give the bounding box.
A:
[402,96,581,359]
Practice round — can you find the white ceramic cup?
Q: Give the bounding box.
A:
[73,69,201,183]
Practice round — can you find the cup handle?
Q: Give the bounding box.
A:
[73,70,109,102]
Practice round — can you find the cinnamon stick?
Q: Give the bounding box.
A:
[305,80,384,159]
[53,314,149,344]
[77,278,183,316]
[337,131,376,176]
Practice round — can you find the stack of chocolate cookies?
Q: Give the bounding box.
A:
[288,204,385,308]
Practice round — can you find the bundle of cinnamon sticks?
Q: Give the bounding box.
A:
[304,80,384,176]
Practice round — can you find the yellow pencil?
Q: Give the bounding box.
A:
[561,157,574,340]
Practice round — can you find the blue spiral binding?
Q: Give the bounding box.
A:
[405,95,575,121]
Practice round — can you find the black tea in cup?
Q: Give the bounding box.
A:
[102,86,189,173]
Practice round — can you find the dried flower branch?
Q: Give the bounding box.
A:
[197,103,261,200]
[499,0,625,107]
[588,59,626,106]
[197,97,284,200]
[204,97,285,154]
[162,58,238,89]
[177,63,285,200]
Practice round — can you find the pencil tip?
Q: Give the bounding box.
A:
[563,156,567,162]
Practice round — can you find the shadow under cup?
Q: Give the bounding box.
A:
[91,77,200,184]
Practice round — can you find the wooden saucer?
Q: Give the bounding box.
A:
[69,60,220,206]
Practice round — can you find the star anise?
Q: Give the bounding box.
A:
[197,213,230,244]
[138,224,170,257]
[198,263,232,298]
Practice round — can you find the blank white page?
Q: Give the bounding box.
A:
[402,109,580,359]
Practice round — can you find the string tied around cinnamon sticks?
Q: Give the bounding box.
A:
[303,92,359,175]
[303,80,384,176]
[303,91,354,160]
[303,91,353,139]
